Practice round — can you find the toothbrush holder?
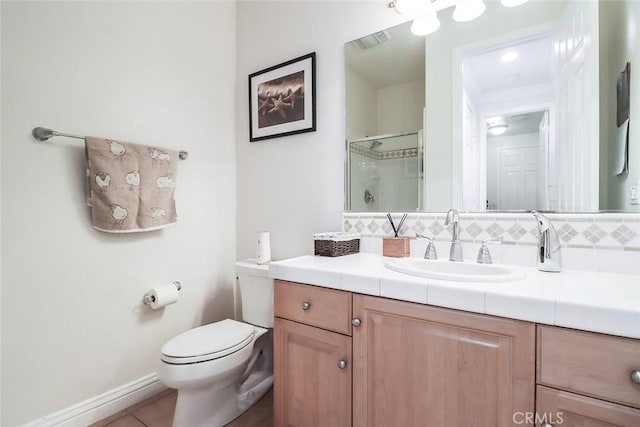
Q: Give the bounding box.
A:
[383,237,410,258]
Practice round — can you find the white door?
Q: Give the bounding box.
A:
[498,146,538,210]
[551,0,599,211]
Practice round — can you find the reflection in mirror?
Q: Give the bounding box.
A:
[345,21,425,211]
[345,0,640,213]
[485,110,547,211]
[348,132,423,211]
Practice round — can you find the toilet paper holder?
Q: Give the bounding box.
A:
[142,281,182,306]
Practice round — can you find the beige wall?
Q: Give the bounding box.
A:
[600,0,640,211]
[377,79,425,135]
[1,1,236,425]
[345,66,378,140]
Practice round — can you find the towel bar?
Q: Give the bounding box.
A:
[32,126,189,160]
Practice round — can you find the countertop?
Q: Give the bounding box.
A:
[269,253,640,339]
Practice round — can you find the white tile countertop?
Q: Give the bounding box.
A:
[269,253,640,339]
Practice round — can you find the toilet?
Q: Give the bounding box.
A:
[158,260,274,427]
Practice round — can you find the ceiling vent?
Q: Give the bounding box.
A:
[352,30,392,50]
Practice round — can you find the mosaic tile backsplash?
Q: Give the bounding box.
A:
[350,144,419,160]
[343,212,640,274]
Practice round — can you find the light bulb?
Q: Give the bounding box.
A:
[488,124,508,136]
[453,0,486,22]
[411,12,440,36]
[500,51,519,62]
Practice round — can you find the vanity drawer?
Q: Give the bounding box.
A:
[536,385,640,426]
[537,325,640,409]
[274,280,352,335]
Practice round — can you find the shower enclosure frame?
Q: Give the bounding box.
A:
[345,130,424,212]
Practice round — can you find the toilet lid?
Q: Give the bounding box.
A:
[161,319,256,364]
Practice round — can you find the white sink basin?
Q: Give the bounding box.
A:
[385,258,526,283]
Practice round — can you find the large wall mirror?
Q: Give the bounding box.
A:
[345,0,639,213]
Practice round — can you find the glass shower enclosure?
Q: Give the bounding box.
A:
[346,131,423,212]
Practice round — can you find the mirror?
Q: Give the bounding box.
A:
[345,0,639,213]
[346,23,425,211]
[348,131,423,211]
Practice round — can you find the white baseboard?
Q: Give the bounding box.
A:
[22,373,167,427]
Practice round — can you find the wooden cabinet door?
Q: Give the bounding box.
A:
[353,294,535,427]
[274,317,351,427]
[536,385,640,426]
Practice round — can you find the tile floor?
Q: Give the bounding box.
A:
[90,388,273,427]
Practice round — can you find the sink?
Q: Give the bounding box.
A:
[385,258,526,282]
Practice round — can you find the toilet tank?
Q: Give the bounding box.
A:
[235,259,274,328]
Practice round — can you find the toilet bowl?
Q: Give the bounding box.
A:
[157,260,274,427]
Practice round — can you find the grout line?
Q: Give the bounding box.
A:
[131,414,150,427]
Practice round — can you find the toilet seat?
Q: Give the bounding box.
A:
[161,319,257,365]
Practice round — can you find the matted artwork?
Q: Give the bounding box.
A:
[249,52,316,142]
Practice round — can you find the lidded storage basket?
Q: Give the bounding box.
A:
[313,232,360,257]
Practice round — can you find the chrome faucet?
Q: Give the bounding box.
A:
[445,208,463,262]
[531,210,561,272]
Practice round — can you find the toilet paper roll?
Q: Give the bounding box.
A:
[148,284,179,309]
[256,231,271,265]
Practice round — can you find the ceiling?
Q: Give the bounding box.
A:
[487,110,546,138]
[464,35,553,95]
[462,35,552,138]
[345,21,424,89]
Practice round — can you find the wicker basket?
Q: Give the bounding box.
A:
[313,232,360,257]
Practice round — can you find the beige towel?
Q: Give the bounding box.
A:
[85,137,178,233]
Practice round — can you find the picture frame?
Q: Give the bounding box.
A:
[616,62,631,127]
[249,52,316,142]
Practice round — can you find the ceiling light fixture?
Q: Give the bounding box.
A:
[391,0,528,37]
[501,51,519,62]
[453,0,486,23]
[488,124,508,136]
[411,12,441,36]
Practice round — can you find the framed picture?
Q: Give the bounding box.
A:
[249,52,316,142]
[616,62,631,127]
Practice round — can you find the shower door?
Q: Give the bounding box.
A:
[346,131,423,212]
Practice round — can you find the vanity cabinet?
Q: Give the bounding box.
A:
[273,317,352,427]
[274,280,536,426]
[273,280,352,427]
[535,325,640,426]
[273,280,640,427]
[352,294,535,427]
[536,385,640,426]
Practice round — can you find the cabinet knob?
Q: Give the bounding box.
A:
[631,370,640,384]
[541,423,553,427]
[352,318,361,327]
[302,301,311,311]
[337,360,347,369]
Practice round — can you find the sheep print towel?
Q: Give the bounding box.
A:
[85,136,178,233]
